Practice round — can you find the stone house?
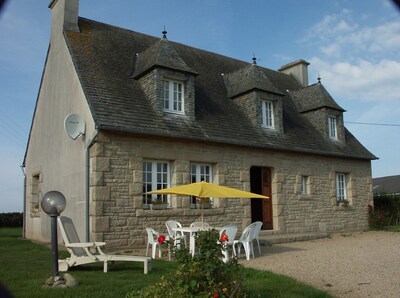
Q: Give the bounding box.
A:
[23,0,376,251]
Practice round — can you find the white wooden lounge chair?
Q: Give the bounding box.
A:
[57,216,151,274]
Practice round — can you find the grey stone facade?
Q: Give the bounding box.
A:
[88,132,372,251]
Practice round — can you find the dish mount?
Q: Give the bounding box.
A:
[64,113,85,140]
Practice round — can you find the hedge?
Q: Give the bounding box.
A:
[370,194,400,229]
[0,213,23,227]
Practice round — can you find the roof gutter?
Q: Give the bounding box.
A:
[85,128,98,242]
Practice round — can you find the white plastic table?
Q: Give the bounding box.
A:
[173,226,227,261]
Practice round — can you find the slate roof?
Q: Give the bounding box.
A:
[64,18,376,160]
[291,82,345,113]
[132,36,197,79]
[373,175,400,195]
[223,63,283,98]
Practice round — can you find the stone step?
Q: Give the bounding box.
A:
[258,231,330,245]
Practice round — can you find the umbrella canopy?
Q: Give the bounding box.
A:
[147,181,268,199]
[147,181,268,224]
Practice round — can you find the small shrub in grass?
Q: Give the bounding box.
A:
[128,229,245,298]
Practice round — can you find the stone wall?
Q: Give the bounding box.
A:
[89,132,372,252]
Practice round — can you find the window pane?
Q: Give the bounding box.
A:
[190,163,212,205]
[262,100,274,127]
[143,161,169,206]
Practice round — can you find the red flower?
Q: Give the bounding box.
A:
[220,232,229,243]
[213,292,219,298]
[157,234,166,244]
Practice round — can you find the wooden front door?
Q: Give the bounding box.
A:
[250,167,273,230]
[261,168,273,229]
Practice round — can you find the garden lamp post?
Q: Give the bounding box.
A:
[41,191,66,279]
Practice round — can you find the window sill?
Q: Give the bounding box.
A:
[163,110,185,116]
[261,125,275,130]
[334,205,354,211]
[298,194,316,201]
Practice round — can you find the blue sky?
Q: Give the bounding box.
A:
[0,0,399,212]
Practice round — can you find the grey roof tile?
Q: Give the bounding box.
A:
[291,82,345,112]
[64,18,376,160]
[223,63,283,98]
[132,36,197,78]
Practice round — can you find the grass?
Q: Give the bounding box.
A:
[382,225,400,232]
[0,228,332,298]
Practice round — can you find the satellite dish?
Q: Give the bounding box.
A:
[64,113,85,140]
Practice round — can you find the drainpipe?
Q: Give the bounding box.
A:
[21,165,26,239]
[85,129,98,242]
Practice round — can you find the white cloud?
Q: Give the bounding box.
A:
[310,57,400,102]
[302,9,400,60]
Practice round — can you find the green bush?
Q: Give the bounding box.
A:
[370,194,400,229]
[128,229,245,298]
[0,213,23,227]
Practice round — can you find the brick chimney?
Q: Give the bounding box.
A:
[48,0,79,44]
[278,59,310,87]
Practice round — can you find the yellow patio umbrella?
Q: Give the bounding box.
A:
[147,181,269,224]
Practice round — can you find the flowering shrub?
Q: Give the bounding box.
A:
[128,229,244,298]
[157,234,166,244]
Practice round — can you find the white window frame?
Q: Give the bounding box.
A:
[190,163,213,206]
[261,100,274,128]
[301,176,308,195]
[142,160,170,206]
[163,79,184,114]
[336,173,347,201]
[328,116,337,139]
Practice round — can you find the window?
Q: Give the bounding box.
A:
[336,173,347,201]
[328,116,337,139]
[190,163,212,206]
[30,174,41,216]
[261,100,274,128]
[142,160,170,206]
[163,79,184,113]
[301,176,308,195]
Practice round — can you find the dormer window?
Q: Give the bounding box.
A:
[262,100,274,128]
[163,79,184,114]
[328,116,337,139]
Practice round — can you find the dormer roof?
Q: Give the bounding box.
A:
[223,63,283,98]
[63,17,376,161]
[291,82,345,113]
[132,35,198,79]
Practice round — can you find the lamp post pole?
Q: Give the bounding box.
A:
[41,191,66,279]
[50,214,59,277]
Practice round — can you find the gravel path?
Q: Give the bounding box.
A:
[242,231,400,298]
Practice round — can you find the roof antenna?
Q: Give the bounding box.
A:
[252,53,257,65]
[317,74,321,83]
[162,26,167,39]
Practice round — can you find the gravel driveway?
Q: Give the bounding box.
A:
[242,231,400,298]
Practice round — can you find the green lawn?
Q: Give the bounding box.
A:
[0,228,332,298]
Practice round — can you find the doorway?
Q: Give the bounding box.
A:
[250,167,273,230]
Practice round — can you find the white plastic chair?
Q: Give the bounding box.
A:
[190,221,210,228]
[165,220,187,248]
[219,224,238,261]
[145,228,170,260]
[233,223,256,260]
[252,221,263,255]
